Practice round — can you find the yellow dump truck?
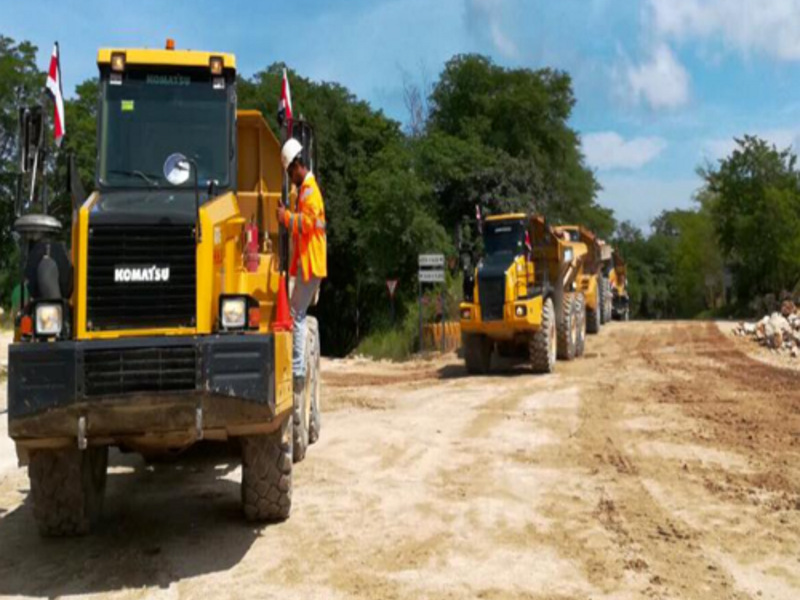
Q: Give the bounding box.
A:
[610,251,630,321]
[554,225,613,334]
[7,43,320,535]
[459,214,587,374]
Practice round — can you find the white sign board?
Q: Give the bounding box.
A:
[419,270,445,283]
[419,254,445,268]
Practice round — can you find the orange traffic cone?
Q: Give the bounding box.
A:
[273,273,293,332]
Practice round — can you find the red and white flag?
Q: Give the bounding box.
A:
[278,68,293,130]
[45,42,65,147]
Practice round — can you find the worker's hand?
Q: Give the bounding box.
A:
[277,205,286,225]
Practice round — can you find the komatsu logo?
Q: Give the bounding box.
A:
[114,265,170,283]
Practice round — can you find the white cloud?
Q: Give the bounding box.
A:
[650,0,800,61]
[465,0,519,59]
[583,132,667,170]
[625,44,691,110]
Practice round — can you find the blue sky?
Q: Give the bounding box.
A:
[5,0,800,229]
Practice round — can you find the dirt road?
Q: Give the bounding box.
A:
[0,322,798,599]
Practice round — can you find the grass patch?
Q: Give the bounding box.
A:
[356,305,420,361]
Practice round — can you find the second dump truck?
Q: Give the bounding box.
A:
[459,214,588,375]
[554,225,613,334]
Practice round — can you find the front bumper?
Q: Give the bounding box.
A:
[460,295,544,340]
[7,334,282,444]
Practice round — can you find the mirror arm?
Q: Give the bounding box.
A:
[190,158,202,244]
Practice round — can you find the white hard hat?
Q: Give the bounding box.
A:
[281,138,303,172]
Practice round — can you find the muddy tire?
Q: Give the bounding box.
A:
[601,278,613,324]
[463,333,493,375]
[293,317,320,462]
[241,417,293,522]
[29,446,108,537]
[530,297,557,373]
[557,293,578,361]
[586,294,601,335]
[307,318,322,445]
[292,381,310,463]
[574,293,587,358]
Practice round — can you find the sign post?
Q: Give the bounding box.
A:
[418,254,445,352]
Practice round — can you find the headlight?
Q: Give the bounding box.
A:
[461,308,472,320]
[35,303,63,337]
[515,305,527,317]
[563,248,574,263]
[221,297,246,329]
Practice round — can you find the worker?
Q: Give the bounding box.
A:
[278,138,327,390]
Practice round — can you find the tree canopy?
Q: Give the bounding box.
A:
[1,36,615,353]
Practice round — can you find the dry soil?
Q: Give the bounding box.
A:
[0,321,798,599]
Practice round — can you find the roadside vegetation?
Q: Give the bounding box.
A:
[2,35,799,357]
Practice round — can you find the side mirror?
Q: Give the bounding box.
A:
[19,106,44,175]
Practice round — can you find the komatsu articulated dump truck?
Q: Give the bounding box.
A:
[7,43,321,535]
[554,225,613,334]
[459,214,587,375]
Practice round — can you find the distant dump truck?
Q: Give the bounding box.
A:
[459,214,588,375]
[554,225,613,334]
[610,252,631,321]
[7,42,321,535]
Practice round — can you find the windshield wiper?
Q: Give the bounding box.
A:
[108,169,161,187]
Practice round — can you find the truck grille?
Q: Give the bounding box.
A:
[87,224,196,330]
[84,346,198,397]
[478,276,505,321]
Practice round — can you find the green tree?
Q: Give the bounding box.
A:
[0,36,44,306]
[426,54,614,237]
[700,135,800,300]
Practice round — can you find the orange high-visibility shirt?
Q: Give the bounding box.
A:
[283,172,327,281]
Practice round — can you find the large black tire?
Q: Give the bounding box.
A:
[463,333,493,375]
[598,277,610,325]
[241,416,293,522]
[292,380,310,463]
[586,290,601,335]
[307,319,322,445]
[574,293,587,358]
[308,317,322,445]
[603,278,613,324]
[530,297,557,373]
[29,446,108,537]
[293,317,321,462]
[557,293,578,361]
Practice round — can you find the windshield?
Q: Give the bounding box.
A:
[98,67,231,189]
[483,221,525,259]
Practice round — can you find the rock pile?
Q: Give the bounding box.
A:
[733,300,800,358]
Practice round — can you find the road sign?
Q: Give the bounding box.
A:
[386,279,399,298]
[419,270,445,283]
[419,254,445,268]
